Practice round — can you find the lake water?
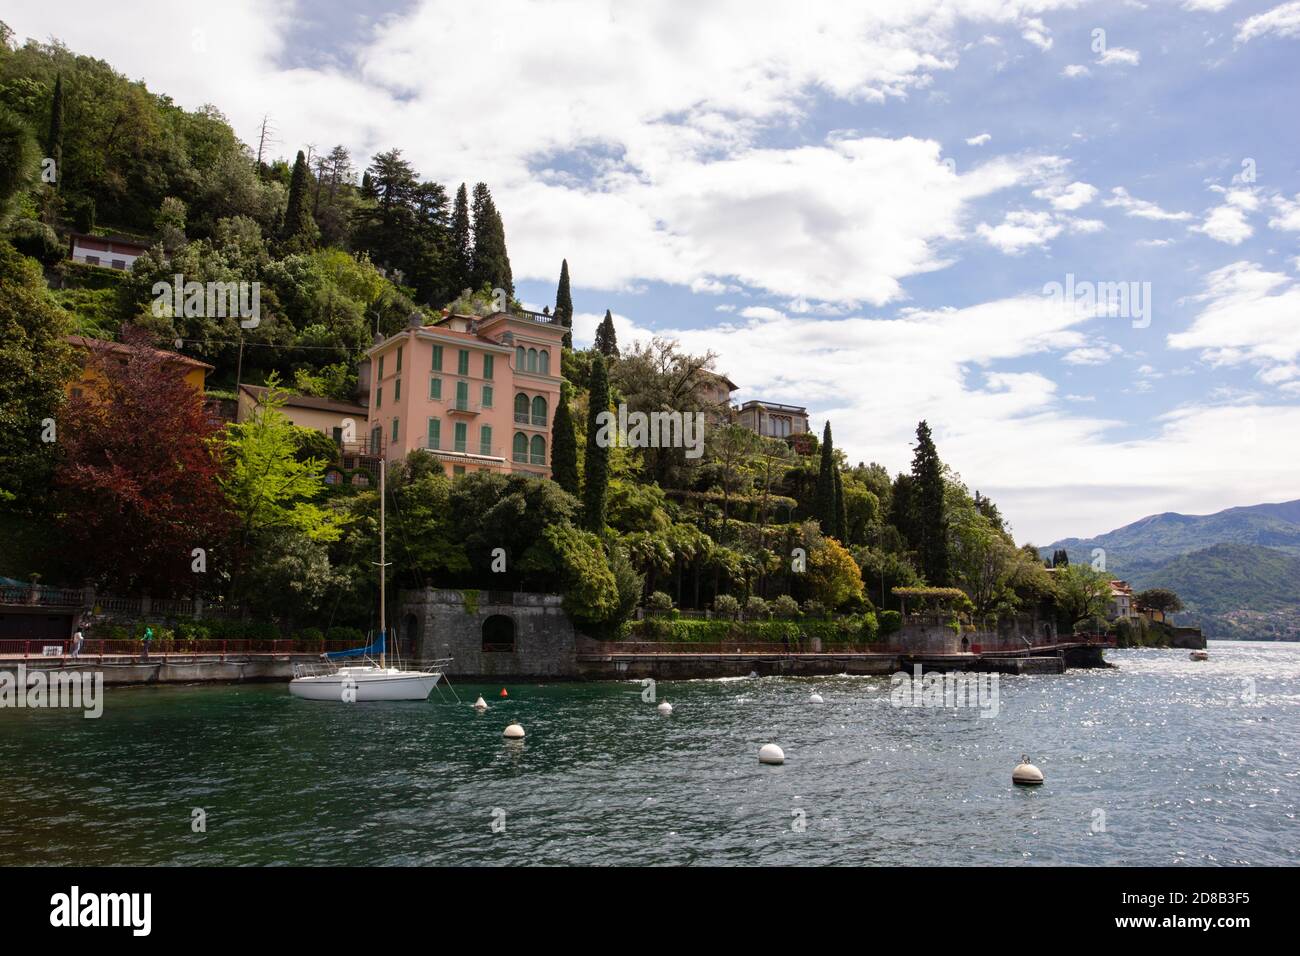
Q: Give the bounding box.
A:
[1,641,1296,866]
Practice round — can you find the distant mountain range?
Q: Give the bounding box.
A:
[1043,499,1300,640]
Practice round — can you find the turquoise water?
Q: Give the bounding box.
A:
[1,641,1296,865]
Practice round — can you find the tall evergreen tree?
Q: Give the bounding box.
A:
[450,183,472,292]
[594,309,619,357]
[911,419,949,586]
[554,259,573,349]
[0,106,39,228]
[468,182,513,295]
[281,149,317,248]
[46,74,63,189]
[834,467,848,542]
[583,353,611,530]
[814,421,835,533]
[551,382,580,496]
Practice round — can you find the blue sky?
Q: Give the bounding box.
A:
[10,0,1300,543]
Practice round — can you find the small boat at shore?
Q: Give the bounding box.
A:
[1189,650,1209,661]
[289,459,449,702]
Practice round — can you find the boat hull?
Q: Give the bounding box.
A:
[289,669,441,701]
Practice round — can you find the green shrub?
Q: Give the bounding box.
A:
[8,219,63,265]
[713,594,741,620]
[744,596,770,620]
[771,594,800,619]
[879,610,902,635]
[326,626,365,645]
[802,599,828,619]
[646,591,674,612]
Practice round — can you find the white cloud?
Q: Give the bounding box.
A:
[966,133,992,146]
[1193,190,1256,244]
[1096,46,1142,66]
[1061,64,1091,77]
[1103,186,1193,221]
[1236,1,1300,42]
[1183,0,1234,11]
[1268,193,1300,230]
[1021,17,1054,51]
[1167,261,1300,374]
[1033,180,1098,210]
[977,209,1063,253]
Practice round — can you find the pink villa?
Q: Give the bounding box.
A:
[365,310,565,478]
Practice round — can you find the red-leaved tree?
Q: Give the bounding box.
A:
[55,327,233,596]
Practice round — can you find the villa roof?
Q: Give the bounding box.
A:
[740,399,808,414]
[67,335,214,372]
[239,384,367,416]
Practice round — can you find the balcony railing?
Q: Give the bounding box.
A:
[514,412,549,426]
[447,400,480,415]
[513,453,548,466]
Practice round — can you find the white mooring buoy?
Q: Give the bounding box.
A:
[503,722,525,739]
[657,701,673,715]
[759,743,785,765]
[1012,755,1044,786]
[473,696,488,711]
[809,692,824,704]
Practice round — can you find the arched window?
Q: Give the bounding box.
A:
[482,614,515,652]
[513,432,529,463]
[531,395,547,425]
[515,345,526,369]
[530,434,546,465]
[538,349,550,375]
[514,392,530,423]
[527,348,538,372]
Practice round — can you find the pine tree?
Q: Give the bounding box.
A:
[469,182,513,295]
[834,467,848,542]
[594,309,619,358]
[551,382,580,496]
[814,421,835,533]
[555,259,573,349]
[281,149,317,248]
[911,420,949,586]
[450,183,472,292]
[583,353,611,530]
[46,74,63,189]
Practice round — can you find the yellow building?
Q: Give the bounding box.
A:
[65,335,212,399]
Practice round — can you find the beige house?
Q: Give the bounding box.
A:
[1108,580,1138,621]
[238,384,370,451]
[737,399,810,439]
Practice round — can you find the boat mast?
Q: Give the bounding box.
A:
[379,457,386,669]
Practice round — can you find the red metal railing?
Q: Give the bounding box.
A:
[0,639,365,659]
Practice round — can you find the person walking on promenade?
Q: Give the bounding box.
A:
[140,625,153,661]
[70,627,84,659]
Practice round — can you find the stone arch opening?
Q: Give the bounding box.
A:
[483,614,516,653]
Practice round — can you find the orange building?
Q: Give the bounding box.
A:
[365,310,565,477]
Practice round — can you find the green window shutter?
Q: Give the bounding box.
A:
[457,349,469,375]
[391,418,399,442]
[480,425,492,455]
[431,345,442,371]
[454,421,467,452]
[430,377,441,400]
[427,418,440,449]
[483,354,494,379]
[482,385,493,408]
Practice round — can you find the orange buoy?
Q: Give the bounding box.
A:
[500,688,508,697]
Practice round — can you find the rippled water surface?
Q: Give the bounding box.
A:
[1,641,1296,865]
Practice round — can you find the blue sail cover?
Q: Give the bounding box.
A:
[325,629,385,660]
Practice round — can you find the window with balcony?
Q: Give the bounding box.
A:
[530,434,546,465]
[482,384,493,408]
[432,344,443,371]
[513,431,528,463]
[531,395,548,426]
[479,425,492,457]
[454,421,468,453]
[514,392,530,424]
[455,380,469,410]
[457,349,469,375]
[427,417,440,450]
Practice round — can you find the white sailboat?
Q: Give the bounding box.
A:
[290,459,448,702]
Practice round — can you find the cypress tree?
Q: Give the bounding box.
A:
[0,106,40,228]
[911,420,949,586]
[834,467,848,542]
[594,309,619,358]
[814,421,835,533]
[46,74,63,188]
[551,381,580,496]
[555,259,573,349]
[583,353,611,530]
[281,149,317,247]
[469,182,513,296]
[450,183,471,292]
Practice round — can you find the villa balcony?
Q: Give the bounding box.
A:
[415,437,506,469]
[514,412,549,428]
[512,452,548,467]
[447,400,481,416]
